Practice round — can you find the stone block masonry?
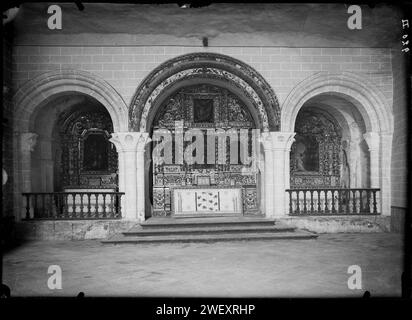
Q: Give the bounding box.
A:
[12,46,393,108]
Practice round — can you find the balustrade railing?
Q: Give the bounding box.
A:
[22,192,125,220]
[285,188,380,215]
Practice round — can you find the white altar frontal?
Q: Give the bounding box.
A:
[172,187,242,216]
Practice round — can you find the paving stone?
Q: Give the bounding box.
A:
[2,233,402,297]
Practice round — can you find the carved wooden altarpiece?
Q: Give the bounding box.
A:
[58,108,118,190]
[290,110,342,188]
[151,84,260,216]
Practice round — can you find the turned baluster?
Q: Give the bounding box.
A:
[102,193,107,218]
[296,191,300,214]
[352,189,357,214]
[108,194,114,218]
[310,190,314,213]
[365,189,371,214]
[95,193,99,218]
[87,193,92,218]
[317,190,321,213]
[80,193,84,218]
[47,194,53,218]
[372,190,378,214]
[303,190,307,214]
[359,189,364,213]
[41,194,46,218]
[331,190,336,214]
[324,190,329,213]
[118,193,123,218]
[345,189,350,214]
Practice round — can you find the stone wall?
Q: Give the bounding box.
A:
[2,25,14,217]
[390,49,409,232]
[14,220,136,240]
[12,45,393,107]
[280,216,391,233]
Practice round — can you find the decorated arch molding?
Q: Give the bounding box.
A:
[13,69,128,132]
[281,71,393,134]
[129,52,280,132]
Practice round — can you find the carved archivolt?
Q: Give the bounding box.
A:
[129,53,280,132]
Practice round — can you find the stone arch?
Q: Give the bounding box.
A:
[281,71,393,134]
[13,69,128,132]
[12,70,128,219]
[282,71,394,216]
[129,52,280,132]
[144,76,263,133]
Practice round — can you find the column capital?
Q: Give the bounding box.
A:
[261,131,296,151]
[110,132,151,153]
[20,132,38,152]
[363,131,380,151]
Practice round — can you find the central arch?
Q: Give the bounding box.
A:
[128,53,280,219]
[129,52,281,132]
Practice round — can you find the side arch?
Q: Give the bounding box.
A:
[281,71,393,134]
[13,69,128,132]
[282,71,394,216]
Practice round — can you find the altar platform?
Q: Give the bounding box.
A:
[102,216,317,244]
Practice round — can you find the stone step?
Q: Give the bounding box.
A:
[123,224,296,237]
[102,230,318,244]
[139,217,276,229]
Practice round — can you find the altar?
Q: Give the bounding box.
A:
[150,83,261,217]
[172,186,242,216]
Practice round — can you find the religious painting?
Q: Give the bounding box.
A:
[196,175,211,186]
[83,133,109,171]
[193,98,214,123]
[293,135,319,172]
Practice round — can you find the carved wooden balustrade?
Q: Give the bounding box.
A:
[285,188,380,215]
[22,192,124,220]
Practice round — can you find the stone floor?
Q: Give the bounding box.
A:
[2,233,403,297]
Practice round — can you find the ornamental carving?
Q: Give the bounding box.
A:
[129,52,280,132]
[290,110,342,188]
[58,108,118,190]
[151,83,260,216]
[243,188,259,212]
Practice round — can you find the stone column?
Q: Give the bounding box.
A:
[363,132,380,188]
[37,137,54,192]
[17,132,38,219]
[379,132,393,216]
[261,132,274,218]
[136,133,151,221]
[271,132,296,217]
[261,131,295,218]
[363,132,383,214]
[110,132,151,221]
[282,133,296,213]
[364,131,393,216]
[20,133,38,192]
